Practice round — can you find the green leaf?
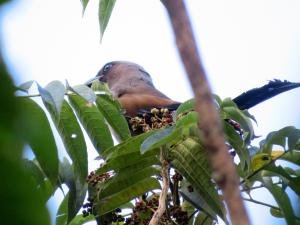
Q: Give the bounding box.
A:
[221,97,238,108]
[80,0,89,14]
[97,132,159,175]
[102,129,152,160]
[223,121,250,170]
[262,177,296,225]
[56,193,69,225]
[97,152,159,175]
[213,94,222,107]
[59,158,88,223]
[68,94,113,155]
[95,95,131,141]
[261,127,300,153]
[38,80,66,116]
[0,59,51,225]
[91,81,113,96]
[222,106,254,143]
[97,177,160,215]
[43,99,88,185]
[181,201,196,225]
[194,211,215,225]
[141,126,179,154]
[179,180,217,220]
[99,0,116,40]
[0,156,51,225]
[174,99,195,119]
[17,98,59,186]
[17,80,34,93]
[281,151,300,166]
[99,167,160,199]
[263,164,300,196]
[23,159,55,201]
[170,137,226,222]
[69,214,95,225]
[270,208,284,218]
[68,84,96,103]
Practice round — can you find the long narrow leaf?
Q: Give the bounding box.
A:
[99,167,160,199]
[96,95,131,141]
[42,98,88,185]
[223,121,250,170]
[17,98,59,187]
[59,158,88,223]
[102,131,153,159]
[80,0,90,15]
[99,0,116,40]
[170,137,226,221]
[56,193,69,225]
[38,81,66,116]
[261,127,300,153]
[263,164,300,196]
[180,180,217,220]
[97,177,160,215]
[23,159,54,201]
[262,177,296,225]
[68,94,113,155]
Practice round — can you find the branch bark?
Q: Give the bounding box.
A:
[162,1,251,225]
[149,149,170,225]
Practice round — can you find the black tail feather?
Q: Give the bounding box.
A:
[232,79,300,110]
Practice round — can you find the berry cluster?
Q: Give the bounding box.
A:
[82,197,94,217]
[125,195,172,225]
[172,171,183,182]
[86,170,111,187]
[169,206,189,225]
[109,208,125,223]
[127,108,173,134]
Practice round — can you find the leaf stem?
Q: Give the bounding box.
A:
[242,197,280,210]
[240,181,282,192]
[243,197,300,221]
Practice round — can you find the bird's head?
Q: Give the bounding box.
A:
[85,61,154,97]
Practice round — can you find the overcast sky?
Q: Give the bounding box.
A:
[1,0,300,224]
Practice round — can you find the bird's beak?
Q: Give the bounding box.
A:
[85,76,101,87]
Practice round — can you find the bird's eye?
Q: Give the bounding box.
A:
[102,63,113,75]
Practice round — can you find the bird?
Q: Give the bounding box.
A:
[85,61,180,116]
[86,61,300,116]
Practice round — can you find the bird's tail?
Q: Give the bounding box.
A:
[232,79,300,110]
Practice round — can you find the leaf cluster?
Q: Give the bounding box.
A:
[9,76,300,225]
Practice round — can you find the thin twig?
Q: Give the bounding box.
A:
[162,1,251,225]
[149,148,170,225]
[243,197,300,221]
[17,93,42,98]
[240,181,282,192]
[17,91,74,98]
[242,197,280,210]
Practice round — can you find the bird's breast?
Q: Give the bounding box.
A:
[118,94,178,116]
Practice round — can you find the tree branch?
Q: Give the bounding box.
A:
[162,1,250,225]
[149,149,170,225]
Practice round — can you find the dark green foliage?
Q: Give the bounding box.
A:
[0,54,50,225]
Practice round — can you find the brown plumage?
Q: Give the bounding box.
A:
[86,61,178,116]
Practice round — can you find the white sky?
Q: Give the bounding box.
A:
[1,0,300,224]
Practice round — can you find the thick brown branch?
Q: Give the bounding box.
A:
[162,1,251,225]
[149,150,170,225]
